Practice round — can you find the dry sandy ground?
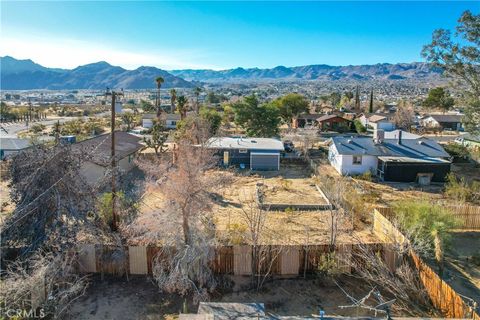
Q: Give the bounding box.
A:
[0,179,14,224]
[133,164,380,246]
[444,231,480,306]
[262,177,328,205]
[67,275,417,319]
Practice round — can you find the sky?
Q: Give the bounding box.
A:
[1,1,478,70]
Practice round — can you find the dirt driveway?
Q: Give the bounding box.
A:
[67,275,418,319]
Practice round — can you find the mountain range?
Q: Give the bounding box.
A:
[170,63,443,82]
[0,56,194,90]
[0,56,443,90]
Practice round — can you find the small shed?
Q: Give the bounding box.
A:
[206,137,284,171]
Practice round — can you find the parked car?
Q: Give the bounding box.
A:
[283,140,294,152]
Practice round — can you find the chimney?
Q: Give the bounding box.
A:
[398,130,402,145]
[373,129,385,144]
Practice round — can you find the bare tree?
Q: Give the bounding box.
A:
[317,175,351,251]
[393,101,415,131]
[237,195,283,290]
[134,133,231,302]
[0,251,89,319]
[347,234,437,316]
[1,143,107,260]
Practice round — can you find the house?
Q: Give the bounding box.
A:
[328,130,451,182]
[142,113,181,129]
[165,113,181,129]
[316,114,352,132]
[420,114,463,131]
[455,133,480,149]
[292,114,322,128]
[206,137,284,171]
[0,137,30,159]
[74,131,143,185]
[142,113,156,129]
[358,113,396,132]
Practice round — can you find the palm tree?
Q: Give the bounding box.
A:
[170,88,177,113]
[177,95,188,120]
[155,76,165,117]
[194,87,202,114]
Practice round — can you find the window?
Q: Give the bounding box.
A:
[239,149,248,154]
[352,155,362,165]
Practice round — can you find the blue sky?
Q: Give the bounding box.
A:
[1,1,478,70]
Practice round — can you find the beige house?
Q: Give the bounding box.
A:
[74,131,143,185]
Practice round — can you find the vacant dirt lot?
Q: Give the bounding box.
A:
[213,164,376,245]
[68,275,419,319]
[444,231,480,306]
[133,164,379,246]
[262,175,328,205]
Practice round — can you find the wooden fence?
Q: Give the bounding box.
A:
[411,251,479,319]
[376,205,480,230]
[372,208,480,319]
[76,243,380,277]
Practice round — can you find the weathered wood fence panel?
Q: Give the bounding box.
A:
[77,244,96,273]
[280,246,300,275]
[233,246,252,275]
[129,246,148,275]
[376,205,480,230]
[211,246,234,274]
[411,251,479,319]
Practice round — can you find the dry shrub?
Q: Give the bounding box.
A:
[0,252,88,319]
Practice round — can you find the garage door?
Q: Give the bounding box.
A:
[250,152,280,171]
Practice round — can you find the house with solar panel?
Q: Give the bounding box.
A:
[328,130,451,183]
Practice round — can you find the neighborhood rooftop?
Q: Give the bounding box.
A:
[0,137,30,150]
[206,137,284,151]
[425,114,463,122]
[330,135,450,158]
[73,131,143,165]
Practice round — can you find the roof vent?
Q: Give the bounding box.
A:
[347,139,353,144]
[418,140,424,145]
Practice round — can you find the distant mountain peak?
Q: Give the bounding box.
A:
[0,56,193,90]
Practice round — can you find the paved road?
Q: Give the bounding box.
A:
[0,117,75,138]
[424,133,465,143]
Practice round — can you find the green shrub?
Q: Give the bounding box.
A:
[355,170,373,181]
[444,173,480,204]
[393,200,458,257]
[353,119,367,134]
[317,252,341,276]
[97,191,127,227]
[226,223,247,245]
[444,142,470,160]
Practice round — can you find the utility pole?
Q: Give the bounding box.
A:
[105,88,123,231]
